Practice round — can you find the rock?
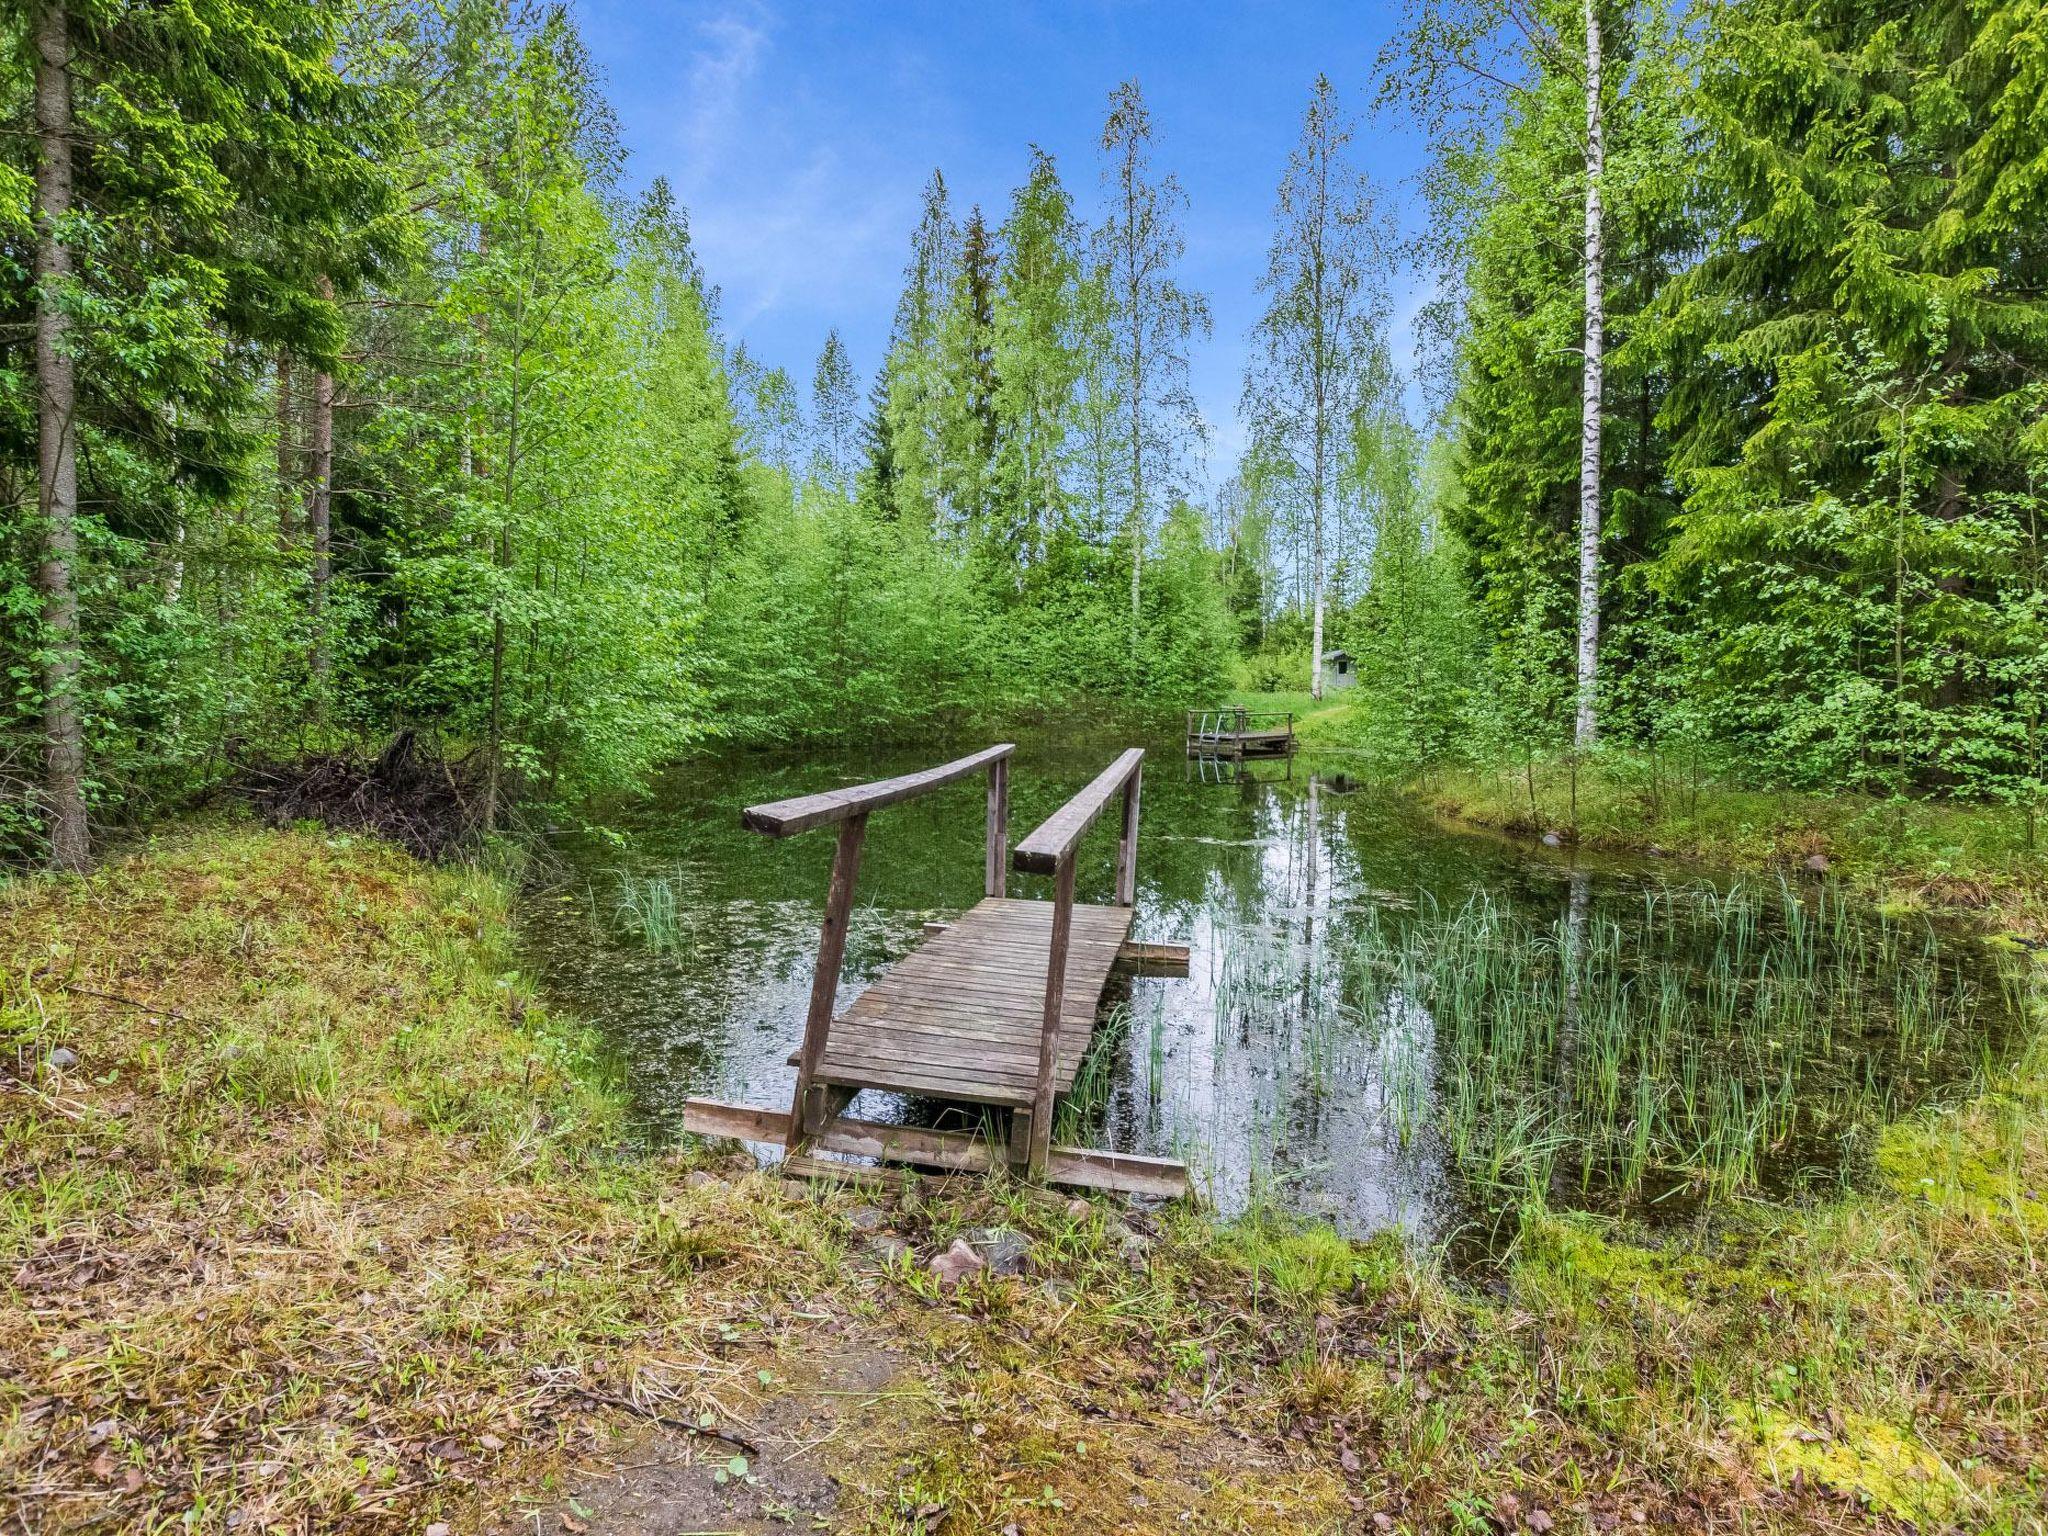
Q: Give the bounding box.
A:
[1803,853,1830,873]
[927,1238,984,1286]
[45,1046,77,1073]
[684,1169,723,1191]
[844,1205,886,1234]
[962,1226,1032,1276]
[1105,1217,1151,1258]
[1539,831,1563,848]
[1065,1197,1093,1222]
[863,1234,912,1266]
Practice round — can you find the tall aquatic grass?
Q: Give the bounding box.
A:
[1210,874,2006,1216]
[616,871,686,951]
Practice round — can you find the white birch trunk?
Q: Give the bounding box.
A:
[1574,0,1605,750]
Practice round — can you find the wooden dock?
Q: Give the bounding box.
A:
[1186,707,1296,760]
[682,744,1190,1198]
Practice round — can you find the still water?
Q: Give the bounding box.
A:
[519,732,2016,1249]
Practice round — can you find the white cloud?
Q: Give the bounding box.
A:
[676,3,774,180]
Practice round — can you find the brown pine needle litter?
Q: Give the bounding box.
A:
[2,823,2044,1533]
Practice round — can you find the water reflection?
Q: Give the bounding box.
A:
[518,736,2013,1244]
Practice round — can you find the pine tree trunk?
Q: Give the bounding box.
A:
[308,277,334,693]
[33,0,87,872]
[1574,0,1605,751]
[275,352,295,548]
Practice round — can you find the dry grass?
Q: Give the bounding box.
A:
[0,825,853,1531]
[2,822,2044,1534]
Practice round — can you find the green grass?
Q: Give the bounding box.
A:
[2,820,2043,1533]
[1429,750,2048,939]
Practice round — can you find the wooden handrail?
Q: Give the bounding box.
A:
[754,744,1015,1155]
[1012,747,1145,875]
[1012,747,1146,1178]
[742,743,1015,837]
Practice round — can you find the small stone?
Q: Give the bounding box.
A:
[1105,1217,1151,1257]
[963,1226,1032,1276]
[1065,1197,1092,1222]
[45,1046,77,1072]
[1540,831,1563,848]
[863,1234,912,1266]
[844,1205,886,1234]
[684,1169,723,1191]
[926,1238,985,1286]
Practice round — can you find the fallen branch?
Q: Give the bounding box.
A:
[571,1389,761,1457]
[59,984,186,1020]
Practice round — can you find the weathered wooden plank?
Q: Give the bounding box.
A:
[813,1117,1000,1172]
[1028,856,1078,1175]
[742,744,1015,838]
[781,1154,909,1190]
[786,814,866,1152]
[683,1101,1187,1198]
[1012,748,1146,875]
[985,754,1008,898]
[1043,1145,1189,1199]
[682,1098,786,1141]
[1115,940,1190,977]
[1114,763,1142,906]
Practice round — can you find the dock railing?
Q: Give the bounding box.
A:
[1010,746,1144,1173]
[1184,708,1297,758]
[741,743,1014,1150]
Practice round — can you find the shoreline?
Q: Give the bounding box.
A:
[2,820,2041,1532]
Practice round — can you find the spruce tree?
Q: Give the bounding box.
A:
[6,0,396,867]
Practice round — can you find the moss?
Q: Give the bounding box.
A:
[1732,1402,1965,1526]
[4,821,2046,1534]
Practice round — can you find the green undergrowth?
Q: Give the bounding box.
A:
[2,822,2043,1533]
[1425,753,2048,935]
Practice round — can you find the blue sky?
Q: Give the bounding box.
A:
[574,1,1434,483]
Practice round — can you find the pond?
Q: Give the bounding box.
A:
[517,730,2021,1253]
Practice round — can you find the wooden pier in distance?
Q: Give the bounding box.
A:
[1186,707,1296,760]
[682,744,1190,1198]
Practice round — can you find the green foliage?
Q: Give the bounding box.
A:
[0,0,397,847]
[1652,0,2048,801]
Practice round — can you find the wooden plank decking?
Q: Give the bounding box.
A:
[683,743,1188,1197]
[811,895,1134,1107]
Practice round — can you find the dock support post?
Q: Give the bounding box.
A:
[1027,854,1077,1177]
[985,754,1008,898]
[785,813,867,1151]
[1114,762,1142,906]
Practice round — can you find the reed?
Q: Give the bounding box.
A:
[1214,873,2005,1219]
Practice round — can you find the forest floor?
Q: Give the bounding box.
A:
[2,823,2044,1534]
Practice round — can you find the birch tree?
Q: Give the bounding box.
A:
[1243,74,1393,699]
[1097,81,1209,668]
[1388,0,1612,744]
[810,330,859,498]
[992,149,1087,568]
